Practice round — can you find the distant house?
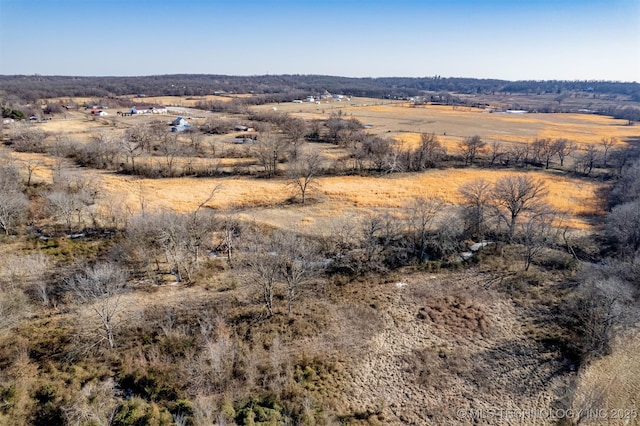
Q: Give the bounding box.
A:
[151,106,167,114]
[130,105,167,115]
[171,117,191,132]
[305,96,315,103]
[172,117,189,126]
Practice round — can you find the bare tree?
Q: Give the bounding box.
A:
[125,122,153,153]
[80,132,120,169]
[47,173,97,233]
[571,276,632,360]
[519,206,556,271]
[288,148,323,204]
[219,211,239,267]
[281,116,307,160]
[605,199,640,257]
[405,196,444,262]
[0,162,28,235]
[361,135,394,172]
[459,178,493,240]
[253,132,288,177]
[509,143,530,167]
[187,129,204,155]
[158,133,182,177]
[600,137,617,168]
[21,158,42,187]
[531,138,557,169]
[67,263,128,350]
[458,135,486,166]
[576,145,599,176]
[8,122,47,153]
[406,133,446,170]
[247,249,281,317]
[492,174,547,242]
[489,140,504,166]
[3,252,51,306]
[552,138,576,168]
[273,231,319,315]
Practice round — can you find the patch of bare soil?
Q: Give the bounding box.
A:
[333,270,572,425]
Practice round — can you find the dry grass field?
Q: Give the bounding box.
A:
[128,94,241,107]
[3,93,640,425]
[12,97,632,233]
[256,99,637,143]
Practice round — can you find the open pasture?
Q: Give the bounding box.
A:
[16,95,637,234]
[93,168,601,231]
[257,98,636,150]
[128,94,239,107]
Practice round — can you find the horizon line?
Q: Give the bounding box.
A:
[1,73,638,84]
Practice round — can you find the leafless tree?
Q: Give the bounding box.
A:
[576,145,599,176]
[47,173,97,233]
[605,199,640,257]
[187,129,204,155]
[519,206,556,271]
[571,275,633,360]
[509,143,530,167]
[8,122,47,153]
[158,133,181,176]
[83,131,120,169]
[459,178,493,240]
[66,263,128,350]
[253,132,288,177]
[247,248,281,317]
[273,231,320,315]
[600,137,617,168]
[552,138,576,168]
[609,148,631,176]
[219,211,240,267]
[405,196,445,262]
[288,148,323,204]
[531,138,557,169]
[489,140,504,166]
[281,116,307,160]
[125,122,153,153]
[119,135,142,173]
[0,161,28,235]
[47,191,80,233]
[492,174,547,242]
[406,133,446,170]
[21,158,42,186]
[3,252,52,306]
[458,135,486,166]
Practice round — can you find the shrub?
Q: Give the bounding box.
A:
[112,397,173,426]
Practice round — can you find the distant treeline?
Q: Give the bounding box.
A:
[1,74,638,101]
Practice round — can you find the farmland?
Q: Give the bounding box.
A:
[1,88,640,425]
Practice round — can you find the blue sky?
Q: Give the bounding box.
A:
[1,0,638,81]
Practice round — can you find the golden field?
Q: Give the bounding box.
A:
[88,169,601,231]
[11,96,637,233]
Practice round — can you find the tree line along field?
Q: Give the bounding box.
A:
[6,96,635,228]
[1,91,640,425]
